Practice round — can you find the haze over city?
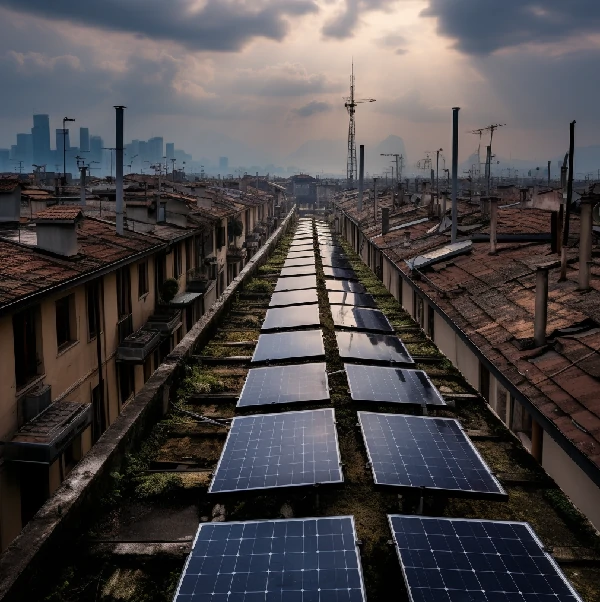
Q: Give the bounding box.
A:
[2,0,600,174]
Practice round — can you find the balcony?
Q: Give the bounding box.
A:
[144,309,182,336]
[227,246,247,263]
[117,327,162,363]
[186,267,216,294]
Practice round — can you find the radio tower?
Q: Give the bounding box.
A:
[344,61,375,185]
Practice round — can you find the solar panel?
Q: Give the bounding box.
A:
[286,250,315,259]
[289,241,314,249]
[283,257,316,268]
[345,364,446,406]
[320,250,347,261]
[322,257,352,269]
[331,306,393,333]
[336,331,413,364]
[279,265,316,277]
[275,275,317,291]
[261,304,320,331]
[269,289,318,307]
[174,516,367,602]
[210,408,342,492]
[328,291,376,307]
[359,412,506,497]
[388,515,583,602]
[252,329,325,363]
[325,279,366,293]
[238,363,330,408]
[324,266,357,280]
[406,240,473,270]
[293,233,313,240]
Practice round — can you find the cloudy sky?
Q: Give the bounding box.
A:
[1,0,599,171]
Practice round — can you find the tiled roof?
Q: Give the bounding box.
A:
[0,179,19,192]
[36,206,83,221]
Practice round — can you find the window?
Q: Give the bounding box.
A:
[118,364,134,406]
[56,294,76,350]
[13,306,41,388]
[91,383,106,443]
[138,261,149,298]
[185,238,194,272]
[86,283,98,340]
[116,267,131,318]
[156,253,166,288]
[217,225,226,250]
[173,243,182,279]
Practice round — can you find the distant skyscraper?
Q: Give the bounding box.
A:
[166,142,175,160]
[0,149,10,172]
[90,135,103,165]
[148,137,164,164]
[79,127,90,153]
[219,156,229,171]
[16,133,33,169]
[32,114,51,166]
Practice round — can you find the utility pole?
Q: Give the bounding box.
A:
[547,160,551,187]
[171,158,176,182]
[62,116,75,184]
[436,148,443,216]
[560,121,576,280]
[451,108,460,243]
[373,177,378,224]
[380,153,403,190]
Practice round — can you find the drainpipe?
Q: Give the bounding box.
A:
[451,107,460,243]
[358,145,364,212]
[534,267,549,347]
[115,105,126,235]
[579,197,593,291]
[489,197,498,254]
[382,207,389,236]
[373,177,378,223]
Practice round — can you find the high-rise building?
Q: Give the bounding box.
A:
[79,128,90,153]
[90,135,103,165]
[0,149,10,172]
[32,114,51,166]
[219,157,229,171]
[166,143,175,160]
[148,137,164,164]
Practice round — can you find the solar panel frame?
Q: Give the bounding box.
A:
[345,364,446,407]
[173,516,368,602]
[359,412,507,499]
[237,362,330,408]
[325,279,366,293]
[269,289,319,307]
[388,515,584,602]
[275,275,317,291]
[252,329,325,363]
[336,331,414,364]
[328,291,377,308]
[261,304,320,331]
[209,408,342,493]
[331,306,394,333]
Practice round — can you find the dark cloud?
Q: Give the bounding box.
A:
[1,0,319,52]
[421,0,600,55]
[322,0,397,39]
[291,101,333,118]
[375,32,408,55]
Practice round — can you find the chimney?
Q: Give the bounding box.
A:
[534,267,549,347]
[35,206,82,257]
[579,197,593,291]
[114,106,126,235]
[382,207,390,235]
[358,144,364,212]
[0,180,21,223]
[79,165,87,206]
[373,177,378,223]
[488,197,498,254]
[451,107,460,243]
[403,231,411,247]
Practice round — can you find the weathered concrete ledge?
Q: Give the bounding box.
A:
[0,207,297,602]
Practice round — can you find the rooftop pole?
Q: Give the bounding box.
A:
[451,107,460,243]
[114,106,126,236]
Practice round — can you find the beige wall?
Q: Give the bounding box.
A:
[455,337,479,391]
[0,316,17,441]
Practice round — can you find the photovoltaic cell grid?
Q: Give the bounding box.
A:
[279,265,316,277]
[283,257,316,268]
[174,516,367,602]
[331,306,394,333]
[252,329,325,363]
[345,364,446,406]
[328,291,377,308]
[388,516,583,602]
[359,412,506,497]
[261,304,320,331]
[275,275,317,291]
[336,331,413,364]
[326,279,365,293]
[237,362,330,407]
[269,289,318,307]
[210,409,342,492]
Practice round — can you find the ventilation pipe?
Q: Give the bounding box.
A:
[560,121,576,280]
[579,197,593,291]
[79,165,87,206]
[115,105,126,235]
[382,207,389,236]
[373,177,378,223]
[534,267,549,347]
[489,197,498,254]
[358,144,364,212]
[451,107,460,243]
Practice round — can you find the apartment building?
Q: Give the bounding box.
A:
[334,185,600,530]
[0,177,282,551]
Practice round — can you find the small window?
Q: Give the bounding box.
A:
[116,267,132,318]
[118,364,134,406]
[173,244,182,279]
[138,261,149,297]
[185,238,193,271]
[56,294,76,350]
[13,305,41,388]
[86,283,98,340]
[217,225,226,250]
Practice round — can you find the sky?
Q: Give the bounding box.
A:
[1,0,600,173]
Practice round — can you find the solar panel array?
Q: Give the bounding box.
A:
[269,289,318,307]
[328,291,377,308]
[261,304,320,331]
[279,265,316,277]
[323,266,358,280]
[359,412,506,497]
[283,257,316,268]
[174,517,367,602]
[331,306,394,333]
[252,329,325,363]
[210,409,342,492]
[345,364,446,406]
[275,275,317,291]
[336,331,413,364]
[388,516,583,602]
[238,363,330,407]
[325,279,366,293]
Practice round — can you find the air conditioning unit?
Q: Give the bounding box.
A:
[18,384,51,427]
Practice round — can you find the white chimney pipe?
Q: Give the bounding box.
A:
[115,105,126,235]
[534,267,549,347]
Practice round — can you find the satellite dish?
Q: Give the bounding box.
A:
[593,203,600,226]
